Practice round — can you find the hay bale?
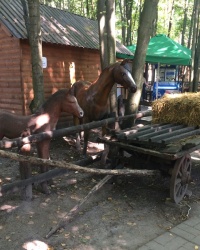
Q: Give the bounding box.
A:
[152,92,200,126]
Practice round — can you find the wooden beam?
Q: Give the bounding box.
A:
[0,153,103,196]
[0,149,158,176]
[0,110,152,149]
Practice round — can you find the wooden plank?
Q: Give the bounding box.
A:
[136,124,186,141]
[98,137,177,160]
[0,59,20,66]
[98,137,200,160]
[0,103,22,111]
[0,93,22,98]
[0,73,21,78]
[46,175,113,238]
[182,136,200,150]
[116,124,157,140]
[0,100,22,106]
[162,128,200,144]
[125,124,174,140]
[150,126,195,142]
[162,136,200,153]
[0,89,22,94]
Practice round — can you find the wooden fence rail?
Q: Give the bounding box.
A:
[0,110,152,149]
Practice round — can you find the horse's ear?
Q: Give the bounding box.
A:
[69,84,75,95]
[120,59,133,65]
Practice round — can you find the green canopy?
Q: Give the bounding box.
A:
[126,34,191,66]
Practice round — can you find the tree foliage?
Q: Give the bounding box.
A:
[39,0,196,48]
[38,0,200,97]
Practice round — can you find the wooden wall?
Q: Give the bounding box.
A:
[0,24,101,127]
[0,25,23,114]
[20,40,101,126]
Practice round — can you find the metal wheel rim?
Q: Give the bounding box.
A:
[170,154,191,204]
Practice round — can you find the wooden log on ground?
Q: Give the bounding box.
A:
[0,110,152,149]
[0,149,159,176]
[1,168,66,196]
[0,153,103,196]
[45,175,112,238]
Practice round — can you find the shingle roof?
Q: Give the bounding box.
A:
[0,0,133,56]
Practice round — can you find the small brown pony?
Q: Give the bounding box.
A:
[70,59,137,155]
[0,89,84,193]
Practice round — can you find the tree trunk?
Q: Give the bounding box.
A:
[181,0,189,46]
[97,0,109,69]
[193,30,200,91]
[126,0,133,45]
[118,0,126,44]
[122,0,159,129]
[189,0,199,92]
[97,0,117,117]
[21,0,44,113]
[167,0,175,37]
[188,1,195,49]
[106,0,117,115]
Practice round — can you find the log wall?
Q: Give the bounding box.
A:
[0,37,100,130]
[0,25,22,113]
[0,24,101,127]
[21,41,101,116]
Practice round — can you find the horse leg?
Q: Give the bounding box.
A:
[73,116,82,151]
[101,113,117,165]
[19,143,32,200]
[76,133,82,151]
[83,129,89,156]
[100,125,110,165]
[36,139,51,194]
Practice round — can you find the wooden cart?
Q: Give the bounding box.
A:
[99,123,200,204]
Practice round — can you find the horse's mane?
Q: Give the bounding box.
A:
[93,62,120,83]
[35,89,68,114]
[102,61,119,72]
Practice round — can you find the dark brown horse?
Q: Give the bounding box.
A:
[70,59,137,155]
[0,89,84,193]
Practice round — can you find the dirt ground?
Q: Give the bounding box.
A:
[1,130,200,250]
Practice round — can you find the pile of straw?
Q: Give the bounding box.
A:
[152,92,200,126]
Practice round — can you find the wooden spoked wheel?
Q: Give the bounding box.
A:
[170,154,192,204]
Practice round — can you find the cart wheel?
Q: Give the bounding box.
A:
[170,154,192,204]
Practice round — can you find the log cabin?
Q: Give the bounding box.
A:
[0,0,133,127]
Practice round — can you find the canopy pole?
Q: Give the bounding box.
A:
[156,62,160,99]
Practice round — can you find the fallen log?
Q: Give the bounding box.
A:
[0,110,152,149]
[0,149,159,176]
[0,153,102,196]
[45,175,112,238]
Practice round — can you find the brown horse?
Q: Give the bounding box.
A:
[0,89,84,194]
[70,59,137,155]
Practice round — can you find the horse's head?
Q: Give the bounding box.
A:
[114,59,137,93]
[63,90,84,118]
